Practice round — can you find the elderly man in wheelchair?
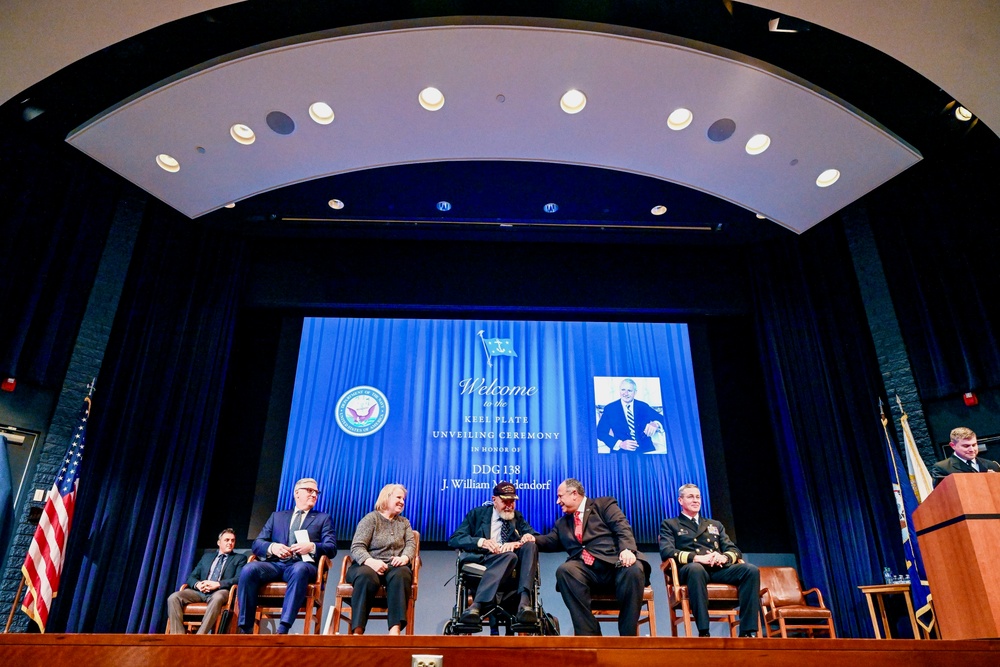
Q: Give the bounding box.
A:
[445,481,552,635]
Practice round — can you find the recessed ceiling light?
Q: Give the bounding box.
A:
[328,199,344,210]
[155,154,179,173]
[230,123,255,145]
[667,108,692,131]
[816,169,841,188]
[955,106,973,122]
[651,205,667,216]
[437,201,452,211]
[755,213,767,219]
[309,102,335,125]
[560,89,586,114]
[745,134,771,155]
[224,202,236,209]
[419,87,445,111]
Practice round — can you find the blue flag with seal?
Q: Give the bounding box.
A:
[880,400,935,636]
[477,330,518,367]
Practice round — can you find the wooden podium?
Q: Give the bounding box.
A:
[912,473,1000,639]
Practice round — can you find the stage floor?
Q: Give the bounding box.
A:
[1,634,998,666]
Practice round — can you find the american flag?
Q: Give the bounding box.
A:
[21,387,92,632]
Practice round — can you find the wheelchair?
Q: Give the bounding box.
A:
[443,552,559,635]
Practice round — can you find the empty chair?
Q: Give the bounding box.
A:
[758,566,835,638]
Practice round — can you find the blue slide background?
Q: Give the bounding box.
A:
[280,318,708,543]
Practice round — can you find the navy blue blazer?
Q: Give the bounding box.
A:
[930,455,1000,487]
[252,509,338,561]
[186,550,247,590]
[597,399,663,454]
[447,504,539,553]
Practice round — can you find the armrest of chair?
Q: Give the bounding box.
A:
[759,586,773,613]
[802,586,826,608]
[315,555,330,586]
[660,558,682,587]
[179,583,190,592]
[337,554,353,586]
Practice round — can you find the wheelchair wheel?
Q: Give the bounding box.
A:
[541,613,560,635]
[443,620,457,635]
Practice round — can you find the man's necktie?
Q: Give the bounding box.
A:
[288,510,304,545]
[208,553,227,582]
[499,519,513,544]
[970,459,980,472]
[625,403,635,439]
[574,512,595,565]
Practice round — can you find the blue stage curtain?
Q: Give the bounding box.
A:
[866,171,1000,400]
[49,205,246,633]
[748,221,903,638]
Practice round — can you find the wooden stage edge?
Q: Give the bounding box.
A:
[1,634,997,666]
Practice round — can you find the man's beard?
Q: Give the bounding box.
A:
[498,508,515,521]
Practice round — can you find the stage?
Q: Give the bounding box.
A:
[1,634,997,666]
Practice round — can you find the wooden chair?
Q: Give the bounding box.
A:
[252,554,331,634]
[759,566,835,638]
[165,583,238,634]
[328,531,421,634]
[590,583,657,636]
[661,559,744,637]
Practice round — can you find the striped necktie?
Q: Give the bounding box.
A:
[625,402,635,438]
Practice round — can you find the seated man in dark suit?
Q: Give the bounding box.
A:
[930,426,1000,487]
[659,483,759,637]
[167,527,247,633]
[236,477,337,634]
[597,378,665,454]
[448,481,540,626]
[535,478,650,636]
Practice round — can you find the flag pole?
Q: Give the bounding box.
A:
[3,575,25,633]
[477,330,493,367]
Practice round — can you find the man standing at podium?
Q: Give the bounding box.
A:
[930,427,1000,487]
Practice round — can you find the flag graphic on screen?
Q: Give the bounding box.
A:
[477,330,518,367]
[21,386,93,632]
[879,401,935,635]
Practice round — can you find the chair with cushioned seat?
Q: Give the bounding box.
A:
[251,553,331,634]
[328,531,421,634]
[758,566,835,638]
[661,558,746,637]
[589,583,657,636]
[165,583,238,634]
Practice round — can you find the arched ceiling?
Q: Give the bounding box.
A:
[1,2,995,238]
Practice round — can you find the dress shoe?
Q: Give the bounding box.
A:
[698,629,711,637]
[459,603,482,625]
[515,605,537,624]
[739,631,757,638]
[276,623,291,635]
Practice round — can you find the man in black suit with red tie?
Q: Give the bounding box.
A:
[930,426,1000,487]
[535,478,650,636]
[659,483,759,637]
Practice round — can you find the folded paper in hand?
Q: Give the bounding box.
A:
[294,529,314,563]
